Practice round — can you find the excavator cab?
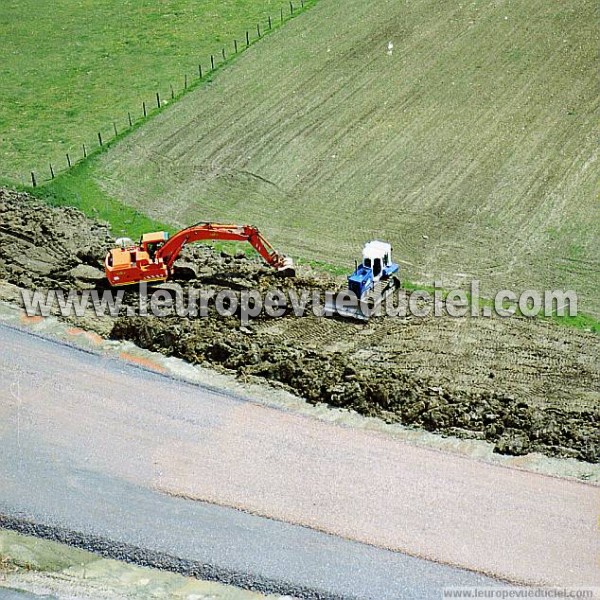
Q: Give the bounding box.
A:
[105,231,171,286]
[140,232,169,261]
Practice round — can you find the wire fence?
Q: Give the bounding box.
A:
[28,0,311,188]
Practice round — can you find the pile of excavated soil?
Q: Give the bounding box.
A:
[0,189,112,290]
[1,189,599,463]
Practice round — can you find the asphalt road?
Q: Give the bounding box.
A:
[0,323,598,596]
[0,591,55,600]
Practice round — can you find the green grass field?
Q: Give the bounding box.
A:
[51,0,599,317]
[0,0,297,182]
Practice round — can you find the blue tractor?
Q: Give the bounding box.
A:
[348,240,399,298]
[328,241,401,320]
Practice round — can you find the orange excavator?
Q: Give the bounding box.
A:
[104,222,295,286]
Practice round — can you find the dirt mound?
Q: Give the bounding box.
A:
[0,188,112,290]
[1,189,598,463]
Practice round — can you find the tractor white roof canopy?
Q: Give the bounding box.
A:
[363,240,392,261]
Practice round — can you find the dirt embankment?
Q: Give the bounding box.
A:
[0,189,112,290]
[1,189,599,463]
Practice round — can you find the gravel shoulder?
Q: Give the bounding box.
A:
[0,530,277,600]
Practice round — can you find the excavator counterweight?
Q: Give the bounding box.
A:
[105,223,294,286]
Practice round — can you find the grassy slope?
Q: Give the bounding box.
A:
[0,0,289,182]
[74,0,599,316]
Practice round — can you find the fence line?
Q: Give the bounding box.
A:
[27,0,315,188]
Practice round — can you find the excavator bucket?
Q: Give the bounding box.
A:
[276,257,295,278]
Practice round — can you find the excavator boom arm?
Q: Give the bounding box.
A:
[157,223,291,272]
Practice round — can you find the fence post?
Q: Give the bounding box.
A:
[50,164,55,179]
[98,132,103,146]
[211,54,215,70]
[113,122,118,137]
[143,102,147,117]
[268,15,272,30]
[222,47,226,61]
[198,64,203,78]
[281,6,284,22]
[246,30,250,46]
[66,153,71,168]
[83,143,87,158]
[234,39,238,53]
[128,112,132,127]
[257,23,261,37]
[290,1,294,14]
[156,92,161,109]
[31,172,36,188]
[301,0,304,7]
[184,74,188,89]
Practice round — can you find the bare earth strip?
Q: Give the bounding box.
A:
[93,0,600,315]
[0,324,598,588]
[1,190,598,462]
